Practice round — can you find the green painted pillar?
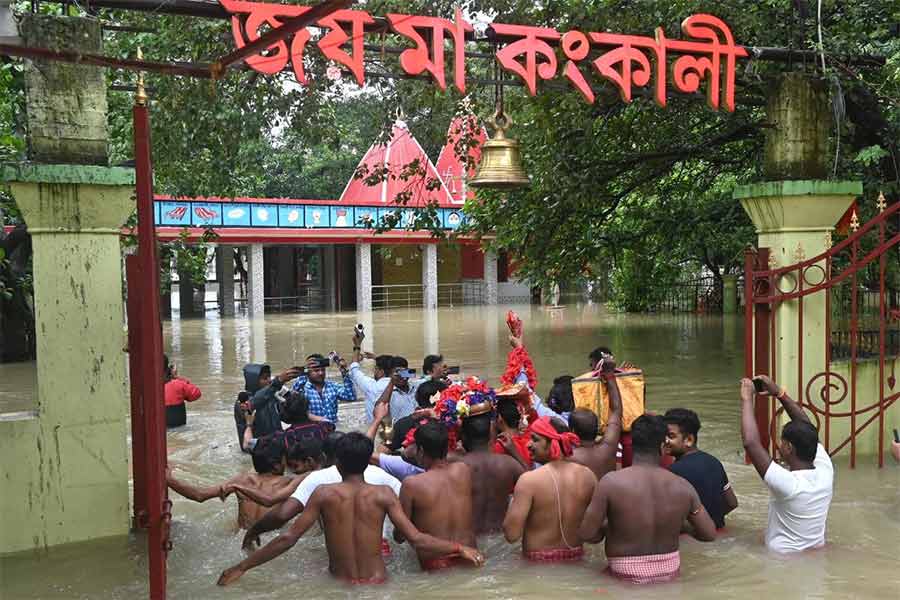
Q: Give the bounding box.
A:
[0,165,135,554]
[722,274,738,313]
[735,180,860,436]
[0,14,134,555]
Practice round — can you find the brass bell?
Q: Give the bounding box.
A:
[469,112,530,190]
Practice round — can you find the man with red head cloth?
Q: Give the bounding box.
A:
[502,415,597,562]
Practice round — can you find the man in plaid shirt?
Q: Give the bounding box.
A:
[291,354,356,423]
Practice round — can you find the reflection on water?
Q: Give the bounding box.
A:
[2,304,900,599]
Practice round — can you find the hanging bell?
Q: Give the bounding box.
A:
[469,112,530,190]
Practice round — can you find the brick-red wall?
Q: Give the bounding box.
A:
[461,244,484,279]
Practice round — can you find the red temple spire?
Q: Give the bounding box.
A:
[339,116,455,208]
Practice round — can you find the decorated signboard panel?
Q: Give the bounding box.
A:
[153,199,465,231]
[219,2,747,112]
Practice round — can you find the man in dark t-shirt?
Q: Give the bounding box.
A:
[388,379,447,452]
[663,408,738,529]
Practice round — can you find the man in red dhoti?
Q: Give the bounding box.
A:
[502,416,597,562]
[579,414,717,584]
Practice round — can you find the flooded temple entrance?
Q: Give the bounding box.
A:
[1,304,898,598]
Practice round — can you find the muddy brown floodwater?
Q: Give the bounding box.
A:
[1,304,899,599]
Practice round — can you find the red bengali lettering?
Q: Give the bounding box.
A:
[664,14,748,111]
[220,0,305,76]
[561,30,594,104]
[216,3,747,112]
[318,10,375,86]
[491,23,560,96]
[590,32,667,106]
[388,8,472,93]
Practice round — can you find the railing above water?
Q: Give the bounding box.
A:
[371,283,483,309]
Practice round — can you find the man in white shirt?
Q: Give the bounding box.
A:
[240,431,400,551]
[740,376,834,553]
[349,338,393,424]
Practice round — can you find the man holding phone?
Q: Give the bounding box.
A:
[291,353,355,423]
[388,356,419,423]
[740,375,833,553]
[349,329,394,424]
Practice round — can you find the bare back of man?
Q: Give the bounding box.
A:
[579,414,716,584]
[570,445,616,480]
[232,473,299,529]
[397,462,476,569]
[316,482,398,581]
[568,379,623,481]
[597,466,702,557]
[458,451,524,534]
[504,461,596,560]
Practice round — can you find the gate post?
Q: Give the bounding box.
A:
[735,72,861,450]
[736,181,859,442]
[0,14,133,555]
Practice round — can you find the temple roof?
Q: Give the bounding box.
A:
[339,117,456,208]
[435,115,488,205]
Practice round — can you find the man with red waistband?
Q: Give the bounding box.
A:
[394,419,477,571]
[579,415,716,584]
[218,433,483,587]
[503,416,596,562]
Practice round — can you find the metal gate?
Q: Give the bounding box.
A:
[744,194,899,467]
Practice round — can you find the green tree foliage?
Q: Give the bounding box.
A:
[5,1,899,305]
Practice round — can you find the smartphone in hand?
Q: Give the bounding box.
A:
[752,377,767,394]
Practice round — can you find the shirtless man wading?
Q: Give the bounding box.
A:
[394,419,477,571]
[579,414,716,584]
[218,433,484,586]
[455,411,525,534]
[503,416,597,562]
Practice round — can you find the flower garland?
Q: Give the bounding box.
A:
[436,377,497,445]
[500,346,538,391]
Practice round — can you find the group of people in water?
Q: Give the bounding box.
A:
[164,317,835,587]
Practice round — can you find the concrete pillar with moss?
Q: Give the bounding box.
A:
[0,15,134,555]
[736,73,863,451]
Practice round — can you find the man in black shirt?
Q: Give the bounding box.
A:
[663,408,738,529]
[389,379,448,452]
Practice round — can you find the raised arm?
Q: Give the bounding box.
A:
[218,489,325,586]
[740,378,773,478]
[756,375,811,425]
[686,484,717,541]
[502,474,534,543]
[385,490,483,566]
[366,394,391,446]
[578,480,609,544]
[241,410,256,451]
[597,368,623,464]
[351,332,364,365]
[241,498,304,551]
[337,365,357,403]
